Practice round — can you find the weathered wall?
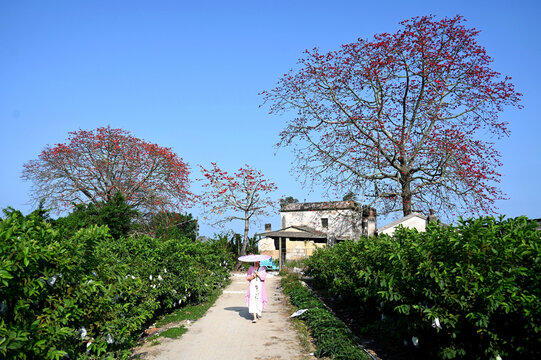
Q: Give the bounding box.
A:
[281,208,363,239]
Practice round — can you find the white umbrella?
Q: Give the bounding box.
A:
[238,254,271,262]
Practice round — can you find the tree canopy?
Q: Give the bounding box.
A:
[263,15,522,218]
[22,127,192,214]
[199,163,277,256]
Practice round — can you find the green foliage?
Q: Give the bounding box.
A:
[54,192,138,239]
[0,208,233,359]
[144,212,197,241]
[306,216,541,359]
[281,273,370,359]
[280,196,299,208]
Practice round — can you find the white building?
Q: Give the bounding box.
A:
[258,201,377,266]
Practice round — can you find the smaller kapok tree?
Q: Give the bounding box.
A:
[199,163,278,258]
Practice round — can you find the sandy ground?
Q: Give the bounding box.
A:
[132,272,310,360]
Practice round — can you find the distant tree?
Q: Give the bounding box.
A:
[199,163,277,257]
[279,196,299,208]
[54,191,138,239]
[262,15,522,218]
[22,126,192,214]
[145,212,198,241]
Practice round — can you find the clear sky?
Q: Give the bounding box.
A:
[1,0,540,237]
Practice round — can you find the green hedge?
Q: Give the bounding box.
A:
[0,209,234,359]
[306,216,541,359]
[281,273,370,359]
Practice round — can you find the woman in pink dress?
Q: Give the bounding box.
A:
[245,261,267,323]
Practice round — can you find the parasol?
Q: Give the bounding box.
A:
[238,254,271,262]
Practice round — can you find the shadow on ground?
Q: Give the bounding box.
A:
[224,306,253,320]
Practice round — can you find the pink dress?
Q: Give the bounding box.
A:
[245,265,268,312]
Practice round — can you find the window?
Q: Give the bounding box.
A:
[321,218,328,229]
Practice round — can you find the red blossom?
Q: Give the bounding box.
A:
[22,126,194,214]
[262,15,521,218]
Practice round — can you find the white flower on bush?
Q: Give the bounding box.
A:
[178,299,182,305]
[151,284,156,288]
[86,339,93,352]
[411,336,419,347]
[158,275,163,281]
[106,333,114,344]
[87,280,93,284]
[149,275,153,281]
[79,327,87,340]
[163,268,167,273]
[432,317,442,329]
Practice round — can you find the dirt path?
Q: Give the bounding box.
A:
[133,272,310,360]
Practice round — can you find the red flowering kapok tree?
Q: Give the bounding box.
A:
[22,127,192,214]
[199,163,277,256]
[262,15,522,218]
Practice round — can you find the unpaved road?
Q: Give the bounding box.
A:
[133,272,309,360]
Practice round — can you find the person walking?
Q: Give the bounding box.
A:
[246,261,267,323]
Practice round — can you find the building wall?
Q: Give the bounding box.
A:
[285,239,326,261]
[281,208,363,240]
[258,236,326,261]
[379,216,427,236]
[259,237,278,259]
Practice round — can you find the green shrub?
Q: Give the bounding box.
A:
[0,208,233,359]
[281,274,370,359]
[306,216,541,359]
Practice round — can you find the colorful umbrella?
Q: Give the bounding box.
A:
[238,254,271,262]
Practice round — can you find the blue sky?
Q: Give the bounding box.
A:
[1,0,540,237]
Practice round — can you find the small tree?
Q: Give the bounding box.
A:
[22,126,192,214]
[54,192,138,239]
[279,196,299,209]
[199,163,277,257]
[144,212,198,241]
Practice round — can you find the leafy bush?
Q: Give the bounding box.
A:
[0,208,233,359]
[54,192,138,240]
[306,216,541,359]
[281,273,370,359]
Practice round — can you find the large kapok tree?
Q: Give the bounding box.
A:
[262,15,522,218]
[199,163,277,257]
[22,126,192,214]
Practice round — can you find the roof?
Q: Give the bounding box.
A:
[256,225,327,239]
[377,212,427,232]
[281,200,361,212]
[257,225,356,241]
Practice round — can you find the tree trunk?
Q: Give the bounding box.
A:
[235,214,250,271]
[241,215,249,256]
[401,171,413,216]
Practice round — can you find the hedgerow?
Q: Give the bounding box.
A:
[305,216,541,359]
[0,209,234,359]
[281,273,370,359]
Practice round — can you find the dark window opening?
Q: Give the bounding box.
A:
[321,218,329,228]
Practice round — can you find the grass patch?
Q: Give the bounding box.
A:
[159,326,188,339]
[155,279,229,327]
